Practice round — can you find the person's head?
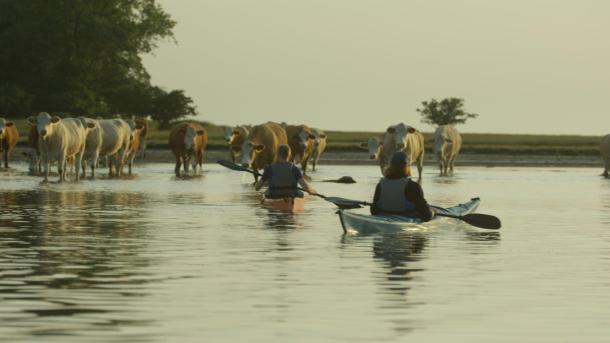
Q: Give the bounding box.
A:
[384,151,411,178]
[277,144,291,161]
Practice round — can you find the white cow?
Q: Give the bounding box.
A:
[601,134,610,178]
[381,123,425,179]
[310,128,327,171]
[434,125,462,176]
[99,119,132,177]
[78,117,102,178]
[28,113,93,182]
[362,137,383,161]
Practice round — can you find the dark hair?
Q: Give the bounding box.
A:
[383,163,410,179]
[278,144,291,159]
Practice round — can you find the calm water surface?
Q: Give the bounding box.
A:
[1,163,609,342]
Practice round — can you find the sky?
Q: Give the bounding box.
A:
[142,0,610,135]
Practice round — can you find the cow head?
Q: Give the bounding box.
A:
[129,122,145,151]
[240,141,265,168]
[28,112,61,139]
[365,137,383,160]
[292,127,314,150]
[386,123,416,149]
[311,129,325,149]
[181,126,204,151]
[0,118,14,139]
[224,126,233,143]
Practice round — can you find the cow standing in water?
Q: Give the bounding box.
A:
[433,125,462,176]
[28,113,93,182]
[240,122,288,182]
[310,128,327,171]
[224,125,250,162]
[285,124,315,172]
[0,118,18,168]
[169,122,208,177]
[378,123,425,179]
[601,134,610,178]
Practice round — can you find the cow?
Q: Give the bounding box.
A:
[224,125,250,162]
[380,123,425,179]
[99,119,132,177]
[0,117,19,168]
[240,121,288,181]
[27,113,93,182]
[362,137,383,161]
[433,125,462,176]
[169,122,208,176]
[78,117,102,178]
[131,115,149,158]
[601,134,610,178]
[310,128,327,171]
[125,119,145,176]
[285,124,315,172]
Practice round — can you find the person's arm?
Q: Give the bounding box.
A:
[293,166,316,194]
[405,181,434,221]
[255,166,271,190]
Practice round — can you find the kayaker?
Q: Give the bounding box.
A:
[371,151,435,221]
[254,144,317,198]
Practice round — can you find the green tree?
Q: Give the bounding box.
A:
[150,88,197,129]
[416,98,478,126]
[0,0,190,117]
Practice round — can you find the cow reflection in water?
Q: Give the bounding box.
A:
[0,189,151,296]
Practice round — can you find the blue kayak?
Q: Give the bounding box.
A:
[337,197,481,234]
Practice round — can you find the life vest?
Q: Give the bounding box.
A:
[375,177,416,214]
[267,162,302,198]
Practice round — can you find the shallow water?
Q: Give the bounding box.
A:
[0,162,609,342]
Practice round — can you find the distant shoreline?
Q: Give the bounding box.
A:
[11,147,603,169]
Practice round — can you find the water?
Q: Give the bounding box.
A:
[1,162,609,342]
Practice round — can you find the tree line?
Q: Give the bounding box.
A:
[0,0,195,129]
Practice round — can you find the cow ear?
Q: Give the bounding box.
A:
[136,124,144,130]
[308,134,315,139]
[233,130,239,135]
[386,127,395,134]
[319,134,326,139]
[27,117,36,125]
[51,116,61,123]
[407,127,416,133]
[254,144,265,152]
[196,130,205,136]
[87,122,95,129]
[446,138,453,143]
[6,121,14,127]
[358,142,368,150]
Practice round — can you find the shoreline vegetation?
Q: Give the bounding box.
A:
[9,118,604,157]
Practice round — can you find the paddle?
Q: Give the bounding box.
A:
[216,159,501,230]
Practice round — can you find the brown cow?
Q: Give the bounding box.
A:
[168,122,208,176]
[132,115,149,158]
[240,122,288,181]
[0,118,19,168]
[284,124,315,172]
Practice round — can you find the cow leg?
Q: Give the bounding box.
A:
[3,150,7,168]
[174,156,182,177]
[58,154,66,183]
[603,157,609,177]
[42,153,50,183]
[184,156,191,175]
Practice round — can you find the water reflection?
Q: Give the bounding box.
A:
[0,189,155,337]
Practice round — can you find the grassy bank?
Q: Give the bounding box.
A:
[7,117,604,156]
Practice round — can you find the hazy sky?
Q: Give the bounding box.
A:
[142,0,610,134]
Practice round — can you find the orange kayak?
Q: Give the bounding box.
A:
[262,196,306,213]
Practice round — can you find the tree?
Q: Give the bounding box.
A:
[150,88,197,129]
[0,0,188,117]
[416,98,478,126]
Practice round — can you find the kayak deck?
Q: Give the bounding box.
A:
[262,196,306,213]
[338,197,481,234]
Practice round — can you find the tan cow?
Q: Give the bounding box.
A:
[224,125,250,162]
[0,117,19,169]
[131,115,149,158]
[125,119,145,175]
[434,125,462,176]
[380,123,425,179]
[601,134,610,178]
[285,124,315,172]
[240,122,288,180]
[169,122,208,176]
[28,113,93,182]
[310,128,327,171]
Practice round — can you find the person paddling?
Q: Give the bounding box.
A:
[371,151,435,221]
[255,144,317,198]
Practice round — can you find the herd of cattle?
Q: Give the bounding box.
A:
[1,114,609,181]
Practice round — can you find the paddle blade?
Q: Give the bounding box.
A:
[323,196,367,209]
[217,159,259,175]
[460,213,502,230]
